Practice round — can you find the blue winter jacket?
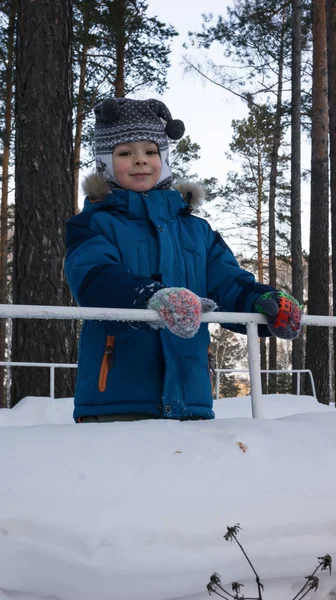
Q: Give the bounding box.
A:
[65,177,273,422]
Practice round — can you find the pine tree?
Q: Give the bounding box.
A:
[72,0,99,214]
[11,0,77,404]
[327,0,336,404]
[220,103,290,390]
[223,105,273,390]
[291,0,304,392]
[222,104,290,268]
[169,135,201,182]
[187,0,297,393]
[267,5,290,392]
[210,325,248,398]
[0,0,16,407]
[305,0,330,405]
[187,0,293,104]
[72,0,178,211]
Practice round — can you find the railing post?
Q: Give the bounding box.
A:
[308,370,317,399]
[50,366,55,400]
[216,370,220,402]
[246,321,264,418]
[296,371,300,396]
[0,305,329,412]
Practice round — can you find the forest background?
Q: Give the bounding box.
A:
[0,0,334,408]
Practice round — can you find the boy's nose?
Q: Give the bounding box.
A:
[135,156,147,165]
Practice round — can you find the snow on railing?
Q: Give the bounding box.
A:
[0,304,333,418]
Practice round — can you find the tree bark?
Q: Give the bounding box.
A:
[73,41,88,214]
[291,0,304,394]
[268,9,286,394]
[305,0,330,404]
[256,132,267,392]
[73,0,94,214]
[112,0,126,97]
[257,141,264,284]
[0,0,16,408]
[326,0,336,405]
[12,0,77,405]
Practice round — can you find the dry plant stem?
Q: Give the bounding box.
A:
[207,576,236,599]
[209,527,332,600]
[209,590,233,599]
[291,568,320,600]
[231,532,264,600]
[291,555,331,600]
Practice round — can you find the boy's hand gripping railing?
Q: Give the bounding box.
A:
[0,304,267,418]
[0,305,329,418]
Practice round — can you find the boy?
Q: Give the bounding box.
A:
[65,98,301,423]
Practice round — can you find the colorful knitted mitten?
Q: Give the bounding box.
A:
[254,290,302,340]
[148,287,217,338]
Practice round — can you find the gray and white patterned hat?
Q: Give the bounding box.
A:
[94,97,185,189]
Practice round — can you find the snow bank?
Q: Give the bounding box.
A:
[0,392,333,427]
[0,394,335,599]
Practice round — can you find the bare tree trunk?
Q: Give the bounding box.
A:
[0,0,16,408]
[12,0,77,405]
[268,11,286,394]
[326,0,336,404]
[257,140,264,285]
[256,138,267,392]
[305,0,330,404]
[73,42,88,214]
[73,0,93,214]
[291,0,304,394]
[113,0,126,97]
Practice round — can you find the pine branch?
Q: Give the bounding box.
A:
[183,57,260,108]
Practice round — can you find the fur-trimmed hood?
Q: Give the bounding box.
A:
[82,173,205,211]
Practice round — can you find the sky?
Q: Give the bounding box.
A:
[80,1,241,192]
[79,0,254,246]
[79,0,311,252]
[144,0,244,182]
[0,392,335,599]
[133,0,311,252]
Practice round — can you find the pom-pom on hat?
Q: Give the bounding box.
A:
[94,97,185,189]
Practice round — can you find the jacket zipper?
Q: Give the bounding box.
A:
[98,335,115,392]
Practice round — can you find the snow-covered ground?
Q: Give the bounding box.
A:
[0,393,336,600]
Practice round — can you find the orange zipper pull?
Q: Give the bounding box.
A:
[98,335,115,392]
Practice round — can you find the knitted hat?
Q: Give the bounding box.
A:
[94,98,185,190]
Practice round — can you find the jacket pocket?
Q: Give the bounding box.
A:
[98,335,115,392]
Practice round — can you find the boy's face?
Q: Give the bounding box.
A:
[112,140,162,191]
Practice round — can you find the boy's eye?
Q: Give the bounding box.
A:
[146,150,159,156]
[118,151,130,156]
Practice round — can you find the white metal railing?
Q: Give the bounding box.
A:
[215,368,317,402]
[0,304,332,418]
[0,361,78,401]
[0,362,317,404]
